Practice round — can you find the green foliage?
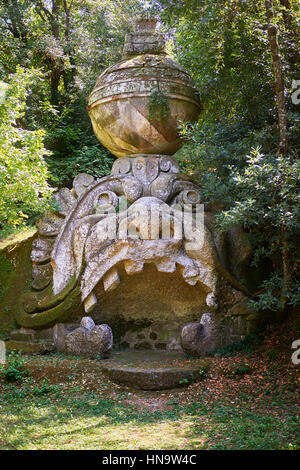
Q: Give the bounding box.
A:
[0,351,26,383]
[148,88,170,121]
[216,150,300,310]
[0,0,147,192]
[32,379,61,397]
[46,136,114,187]
[211,332,264,357]
[0,67,53,229]
[153,0,299,125]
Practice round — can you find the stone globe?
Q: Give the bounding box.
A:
[87,18,202,157]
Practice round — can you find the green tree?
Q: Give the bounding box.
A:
[0,67,52,229]
[0,0,147,187]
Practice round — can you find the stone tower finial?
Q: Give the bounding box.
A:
[122,18,166,59]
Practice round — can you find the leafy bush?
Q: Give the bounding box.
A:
[47,144,114,187]
[0,67,53,229]
[217,150,300,311]
[44,122,114,187]
[0,351,26,383]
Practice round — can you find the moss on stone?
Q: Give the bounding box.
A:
[148,88,170,122]
[15,284,81,330]
[0,229,36,335]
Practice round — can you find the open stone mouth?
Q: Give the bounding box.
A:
[79,196,214,311]
[16,166,218,330]
[15,160,250,332]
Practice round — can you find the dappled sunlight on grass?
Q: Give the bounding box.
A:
[0,311,299,450]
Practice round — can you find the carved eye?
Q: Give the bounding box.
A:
[160,158,171,172]
[184,190,200,204]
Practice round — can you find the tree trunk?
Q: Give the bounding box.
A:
[62,0,76,94]
[265,0,289,155]
[279,0,300,65]
[50,70,61,107]
[280,228,294,312]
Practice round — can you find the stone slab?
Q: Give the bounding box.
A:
[99,350,210,390]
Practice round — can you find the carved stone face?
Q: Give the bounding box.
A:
[18,155,217,331]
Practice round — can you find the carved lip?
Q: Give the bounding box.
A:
[87,93,202,112]
[87,77,201,109]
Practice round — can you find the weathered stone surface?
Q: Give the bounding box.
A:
[80,316,95,330]
[89,325,113,359]
[103,267,120,292]
[199,313,218,354]
[156,258,176,273]
[36,211,64,237]
[83,292,97,314]
[181,322,205,357]
[124,259,144,274]
[73,173,95,197]
[87,20,201,157]
[122,19,166,59]
[31,237,55,263]
[32,263,52,290]
[9,330,35,342]
[65,321,113,359]
[99,350,210,390]
[81,196,216,301]
[181,313,218,356]
[53,323,79,352]
[52,188,77,216]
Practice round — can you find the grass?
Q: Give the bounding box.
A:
[0,311,299,450]
[0,225,36,250]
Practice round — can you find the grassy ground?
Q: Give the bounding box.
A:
[0,311,299,450]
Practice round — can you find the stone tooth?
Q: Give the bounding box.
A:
[31,237,55,263]
[124,260,144,274]
[103,267,120,292]
[182,265,198,278]
[182,265,199,285]
[83,292,98,314]
[184,278,198,286]
[155,259,176,273]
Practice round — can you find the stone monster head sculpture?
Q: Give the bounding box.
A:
[15,19,252,346]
